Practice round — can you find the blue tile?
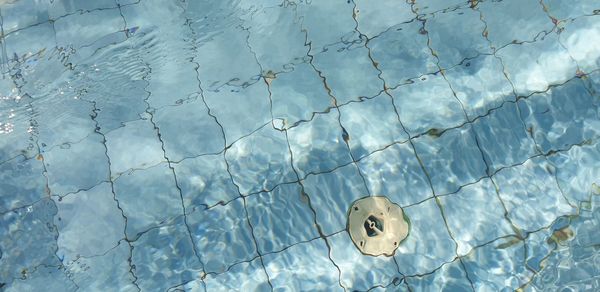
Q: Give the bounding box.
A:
[394,198,457,276]
[406,259,473,291]
[517,78,600,153]
[0,199,59,284]
[264,239,341,291]
[296,1,357,52]
[246,6,307,73]
[390,73,466,136]
[131,217,203,291]
[187,199,258,273]
[105,119,165,176]
[493,157,576,232]
[54,9,124,49]
[313,41,383,104]
[301,163,368,235]
[339,94,408,160]
[462,236,533,291]
[328,232,400,291]
[44,133,109,196]
[203,258,271,291]
[558,15,600,73]
[412,125,487,195]
[369,20,438,87]
[55,182,125,263]
[548,142,600,203]
[246,183,319,254]
[472,102,538,174]
[354,0,414,38]
[204,83,271,144]
[496,33,578,96]
[173,154,239,209]
[479,0,553,49]
[439,178,515,256]
[426,8,491,69]
[225,126,296,195]
[358,142,431,207]
[154,101,224,162]
[287,112,353,177]
[0,155,46,213]
[268,63,333,128]
[113,163,183,239]
[444,54,514,119]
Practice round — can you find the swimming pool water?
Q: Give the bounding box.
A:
[1,0,599,291]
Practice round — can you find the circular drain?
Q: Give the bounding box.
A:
[347,196,410,256]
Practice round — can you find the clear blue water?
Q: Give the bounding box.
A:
[1,0,599,291]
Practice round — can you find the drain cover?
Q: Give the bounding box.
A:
[347,196,410,256]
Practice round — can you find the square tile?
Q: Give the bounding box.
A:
[5,22,55,58]
[339,94,408,159]
[0,155,46,213]
[113,163,183,239]
[440,178,515,256]
[358,142,431,207]
[517,78,600,153]
[247,6,307,73]
[497,34,578,96]
[195,26,261,90]
[173,154,239,209]
[472,102,538,174]
[0,199,59,281]
[426,8,491,69]
[543,0,598,20]
[154,101,224,162]
[444,54,514,119]
[226,126,296,195]
[394,198,457,276]
[479,0,553,49]
[203,258,271,291]
[54,9,124,48]
[301,164,368,235]
[406,259,473,291]
[246,183,319,254]
[329,232,400,291]
[313,43,383,104]
[462,236,533,291]
[35,96,96,149]
[263,239,342,291]
[412,125,487,195]
[44,133,109,196]
[559,16,600,74]
[287,112,353,177]
[493,157,576,232]
[105,119,165,176]
[390,73,466,136]
[187,199,258,273]
[204,83,271,144]
[131,217,203,291]
[269,63,333,128]
[1,0,50,31]
[354,0,414,38]
[55,182,125,263]
[297,1,357,52]
[369,20,437,87]
[548,142,600,203]
[65,242,136,291]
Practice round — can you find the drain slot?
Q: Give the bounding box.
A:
[364,215,384,237]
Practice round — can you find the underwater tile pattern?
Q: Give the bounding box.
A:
[0,0,599,291]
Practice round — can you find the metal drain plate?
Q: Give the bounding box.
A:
[347,196,409,256]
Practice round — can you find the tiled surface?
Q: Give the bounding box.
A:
[0,1,599,291]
